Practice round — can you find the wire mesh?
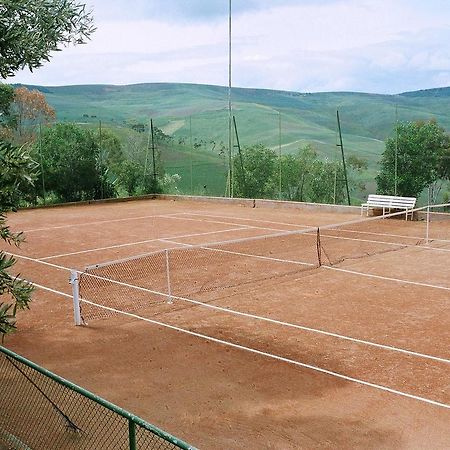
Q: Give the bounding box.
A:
[79,227,321,321]
[78,204,449,322]
[0,347,194,450]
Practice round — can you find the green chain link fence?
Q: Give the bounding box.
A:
[0,346,196,450]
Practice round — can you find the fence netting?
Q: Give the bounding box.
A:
[0,347,194,450]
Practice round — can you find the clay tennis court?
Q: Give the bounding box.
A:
[2,197,450,449]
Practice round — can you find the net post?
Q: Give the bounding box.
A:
[425,205,430,245]
[70,270,82,326]
[165,249,173,304]
[316,227,322,267]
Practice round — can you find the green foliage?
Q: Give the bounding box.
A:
[376,120,450,198]
[0,140,35,339]
[35,123,113,202]
[233,144,277,198]
[0,0,95,79]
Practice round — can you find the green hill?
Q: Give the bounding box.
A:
[16,82,450,199]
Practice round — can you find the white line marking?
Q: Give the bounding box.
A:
[79,270,449,364]
[179,212,314,228]
[324,266,450,291]
[22,213,180,233]
[29,280,448,410]
[38,227,248,260]
[160,239,316,267]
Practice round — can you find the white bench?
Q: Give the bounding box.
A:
[361,194,416,220]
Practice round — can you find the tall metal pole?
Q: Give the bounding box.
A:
[233,115,246,195]
[278,111,282,199]
[336,110,351,206]
[228,0,233,198]
[38,122,47,204]
[395,104,398,195]
[189,116,193,194]
[99,119,103,199]
[151,118,157,187]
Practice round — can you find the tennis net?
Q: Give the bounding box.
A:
[76,204,448,322]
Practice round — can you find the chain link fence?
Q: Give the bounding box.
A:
[0,346,195,450]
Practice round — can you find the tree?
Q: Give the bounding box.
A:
[12,86,55,142]
[35,123,112,202]
[0,141,36,338]
[376,120,450,198]
[233,144,277,198]
[0,84,15,140]
[0,0,95,79]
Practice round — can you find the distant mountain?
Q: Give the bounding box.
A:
[13,82,450,197]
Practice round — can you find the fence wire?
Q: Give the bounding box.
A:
[0,346,195,450]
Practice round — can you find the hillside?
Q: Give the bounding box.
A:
[16,82,450,199]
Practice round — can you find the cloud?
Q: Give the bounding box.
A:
[7,0,450,94]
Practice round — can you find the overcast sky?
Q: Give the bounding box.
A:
[7,0,450,94]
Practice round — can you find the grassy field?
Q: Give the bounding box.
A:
[19,82,450,200]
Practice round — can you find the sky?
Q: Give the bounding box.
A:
[7,0,450,94]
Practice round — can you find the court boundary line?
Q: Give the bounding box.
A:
[37,227,251,261]
[324,266,450,291]
[9,252,450,365]
[25,279,450,411]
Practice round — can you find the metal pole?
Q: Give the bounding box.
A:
[128,420,136,450]
[189,116,193,194]
[151,118,157,187]
[38,122,47,204]
[233,115,246,195]
[99,120,103,199]
[165,249,173,304]
[144,119,150,184]
[70,270,82,326]
[278,111,282,199]
[395,105,398,196]
[228,0,233,197]
[336,110,351,206]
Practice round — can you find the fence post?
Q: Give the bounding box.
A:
[165,249,173,304]
[70,270,82,326]
[129,420,137,450]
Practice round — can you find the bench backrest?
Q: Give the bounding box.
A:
[366,194,416,208]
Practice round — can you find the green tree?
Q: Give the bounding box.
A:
[376,120,450,198]
[0,141,36,338]
[35,123,113,202]
[0,0,95,79]
[0,84,16,140]
[233,144,277,198]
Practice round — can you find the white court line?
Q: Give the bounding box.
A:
[182,212,450,244]
[319,232,450,254]
[324,266,450,291]
[11,251,448,363]
[158,214,291,233]
[21,213,182,233]
[178,212,315,229]
[26,279,450,410]
[160,239,316,267]
[38,227,249,260]
[10,249,450,370]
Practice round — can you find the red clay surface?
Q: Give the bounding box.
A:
[2,197,450,449]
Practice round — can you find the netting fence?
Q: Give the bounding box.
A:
[0,346,195,450]
[73,203,449,323]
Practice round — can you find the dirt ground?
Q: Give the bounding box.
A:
[2,197,449,449]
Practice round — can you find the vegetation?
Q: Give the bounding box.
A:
[376,120,450,198]
[233,143,366,203]
[0,0,95,78]
[0,0,95,338]
[0,142,36,338]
